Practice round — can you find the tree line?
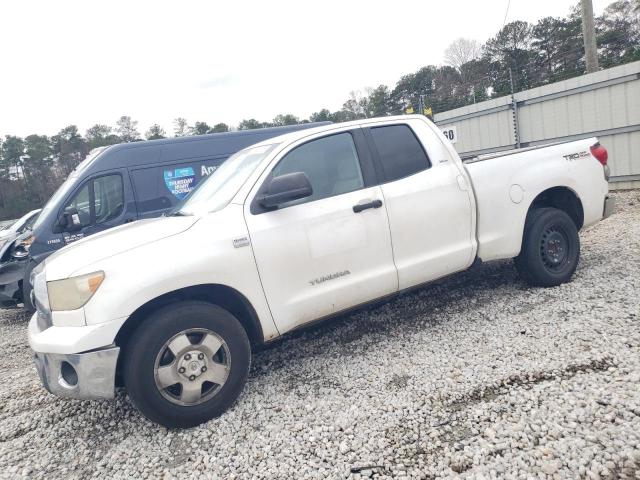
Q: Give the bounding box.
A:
[1,0,638,220]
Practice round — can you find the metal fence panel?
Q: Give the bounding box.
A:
[435,61,640,188]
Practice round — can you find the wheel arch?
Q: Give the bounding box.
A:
[114,284,265,367]
[526,186,584,230]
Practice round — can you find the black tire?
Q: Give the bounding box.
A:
[123,301,251,428]
[515,207,580,287]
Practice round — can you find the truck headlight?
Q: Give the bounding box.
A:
[47,271,105,311]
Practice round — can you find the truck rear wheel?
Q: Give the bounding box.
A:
[123,301,251,428]
[515,207,580,287]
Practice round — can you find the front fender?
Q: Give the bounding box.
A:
[76,209,279,342]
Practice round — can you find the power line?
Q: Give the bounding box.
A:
[502,0,512,27]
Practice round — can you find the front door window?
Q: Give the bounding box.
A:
[61,174,124,233]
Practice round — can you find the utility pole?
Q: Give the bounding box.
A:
[581,0,599,73]
[417,95,425,115]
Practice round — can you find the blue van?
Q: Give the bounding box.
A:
[0,123,327,309]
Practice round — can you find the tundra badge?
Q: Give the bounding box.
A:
[309,270,351,286]
[233,237,250,248]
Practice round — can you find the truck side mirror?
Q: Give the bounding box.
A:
[259,172,313,209]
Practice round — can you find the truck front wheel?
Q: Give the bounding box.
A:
[515,207,580,287]
[123,301,251,428]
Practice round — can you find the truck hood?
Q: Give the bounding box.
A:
[44,215,198,280]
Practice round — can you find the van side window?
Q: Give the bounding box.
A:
[94,175,124,224]
[368,125,431,182]
[131,159,223,216]
[269,132,364,208]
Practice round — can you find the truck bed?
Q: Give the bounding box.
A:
[462,137,609,263]
[463,140,587,164]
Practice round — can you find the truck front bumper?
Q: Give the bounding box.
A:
[603,196,615,219]
[29,311,123,400]
[33,346,120,400]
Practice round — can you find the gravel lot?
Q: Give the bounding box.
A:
[1,190,639,479]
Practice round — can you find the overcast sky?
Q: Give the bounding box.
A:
[0,0,611,138]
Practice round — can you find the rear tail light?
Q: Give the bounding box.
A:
[590,143,608,166]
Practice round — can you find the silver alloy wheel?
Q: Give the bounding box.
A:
[153,328,231,406]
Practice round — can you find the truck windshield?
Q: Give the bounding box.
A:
[176,143,278,216]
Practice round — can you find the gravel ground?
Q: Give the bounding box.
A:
[1,190,639,479]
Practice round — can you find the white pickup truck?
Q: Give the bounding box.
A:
[28,115,613,428]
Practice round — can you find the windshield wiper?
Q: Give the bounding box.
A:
[168,210,192,217]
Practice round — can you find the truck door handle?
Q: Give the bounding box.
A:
[353,199,383,213]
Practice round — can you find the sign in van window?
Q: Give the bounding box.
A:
[164,167,196,200]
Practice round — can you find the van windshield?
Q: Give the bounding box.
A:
[32,176,79,231]
[175,143,277,216]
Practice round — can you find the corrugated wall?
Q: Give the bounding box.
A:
[435,61,640,189]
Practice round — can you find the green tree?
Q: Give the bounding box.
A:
[191,121,212,135]
[115,116,140,142]
[52,126,88,176]
[432,66,466,112]
[238,119,265,130]
[0,136,27,218]
[531,15,584,84]
[272,114,299,126]
[485,21,536,94]
[1,136,24,181]
[341,91,371,120]
[211,123,229,133]
[173,117,189,137]
[597,0,640,68]
[146,124,166,140]
[365,85,392,117]
[23,135,55,204]
[459,58,492,103]
[309,109,333,122]
[86,124,121,149]
[390,66,438,114]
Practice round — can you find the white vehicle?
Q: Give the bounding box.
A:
[0,209,40,239]
[28,116,613,428]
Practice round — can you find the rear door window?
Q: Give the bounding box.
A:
[131,158,224,215]
[368,124,431,182]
